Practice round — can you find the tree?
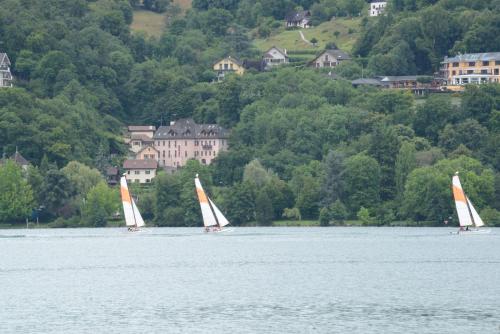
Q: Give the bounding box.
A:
[40,166,75,218]
[357,207,374,225]
[82,182,119,227]
[243,159,273,187]
[330,200,348,224]
[341,153,381,214]
[321,150,345,206]
[255,189,273,225]
[369,124,401,200]
[395,141,417,202]
[62,161,103,198]
[226,181,256,225]
[0,161,34,223]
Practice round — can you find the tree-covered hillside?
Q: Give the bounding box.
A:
[0,0,499,226]
[354,0,500,75]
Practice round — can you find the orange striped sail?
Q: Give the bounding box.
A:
[195,175,218,227]
[121,176,139,227]
[452,173,473,227]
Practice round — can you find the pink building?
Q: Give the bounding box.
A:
[153,118,229,168]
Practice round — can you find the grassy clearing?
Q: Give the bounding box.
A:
[253,18,362,60]
[173,0,192,11]
[130,9,167,37]
[272,220,320,226]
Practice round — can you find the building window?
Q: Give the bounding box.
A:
[468,62,475,66]
[467,70,473,74]
[168,151,171,157]
[495,69,499,75]
[174,151,177,157]
[168,141,170,148]
[452,70,456,75]
[482,61,489,66]
[134,171,140,175]
[224,64,228,70]
[481,69,488,74]
[134,179,139,183]
[145,170,151,175]
[452,62,459,67]
[146,179,150,183]
[127,170,130,175]
[185,141,187,146]
[162,151,165,157]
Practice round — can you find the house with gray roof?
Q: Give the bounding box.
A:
[263,46,289,70]
[0,53,13,88]
[310,49,351,68]
[154,118,229,168]
[123,159,158,184]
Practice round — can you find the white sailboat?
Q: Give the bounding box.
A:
[451,172,490,234]
[195,174,231,233]
[120,175,145,232]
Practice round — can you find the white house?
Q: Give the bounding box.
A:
[310,49,351,68]
[123,159,158,184]
[285,10,311,29]
[263,46,289,70]
[0,53,13,88]
[369,1,387,16]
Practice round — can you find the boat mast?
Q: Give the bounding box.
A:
[124,176,138,228]
[206,195,220,227]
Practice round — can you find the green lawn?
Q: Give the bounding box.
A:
[272,220,320,226]
[130,9,168,37]
[253,18,362,60]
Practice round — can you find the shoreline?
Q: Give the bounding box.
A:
[0,221,465,229]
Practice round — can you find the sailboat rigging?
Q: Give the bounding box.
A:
[120,175,145,232]
[451,172,490,234]
[195,174,231,233]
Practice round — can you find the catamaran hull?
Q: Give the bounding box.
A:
[204,227,234,233]
[450,229,491,235]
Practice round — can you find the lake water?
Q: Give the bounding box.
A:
[0,227,499,333]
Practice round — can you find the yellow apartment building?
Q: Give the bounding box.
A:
[441,52,500,90]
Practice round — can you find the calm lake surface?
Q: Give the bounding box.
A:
[0,227,499,333]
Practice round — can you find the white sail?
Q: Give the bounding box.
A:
[195,176,218,227]
[120,176,137,227]
[467,197,484,227]
[209,198,230,227]
[132,199,145,227]
[452,174,473,227]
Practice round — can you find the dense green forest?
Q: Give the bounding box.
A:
[0,0,499,227]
